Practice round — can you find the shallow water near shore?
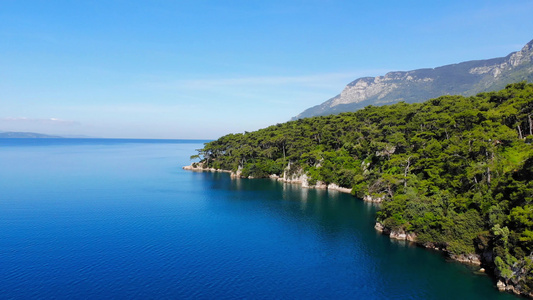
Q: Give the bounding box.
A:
[0,138,518,299]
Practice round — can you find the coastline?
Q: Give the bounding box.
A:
[372,221,533,295]
[374,221,482,264]
[182,164,232,173]
[182,164,354,194]
[183,163,521,296]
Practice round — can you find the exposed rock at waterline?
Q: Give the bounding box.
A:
[449,253,482,266]
[183,164,353,194]
[363,194,384,203]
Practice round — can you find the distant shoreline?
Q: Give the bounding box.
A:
[0,131,213,141]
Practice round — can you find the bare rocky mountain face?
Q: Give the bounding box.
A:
[293,39,533,119]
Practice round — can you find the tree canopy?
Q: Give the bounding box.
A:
[193,82,533,294]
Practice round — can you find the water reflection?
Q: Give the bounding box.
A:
[192,171,516,300]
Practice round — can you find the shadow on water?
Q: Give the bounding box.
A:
[192,171,518,300]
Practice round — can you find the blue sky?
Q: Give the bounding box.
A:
[1,0,533,139]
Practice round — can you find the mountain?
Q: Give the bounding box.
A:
[0,131,64,138]
[293,39,533,119]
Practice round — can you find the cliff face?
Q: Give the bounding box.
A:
[294,39,533,119]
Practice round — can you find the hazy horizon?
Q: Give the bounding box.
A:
[2,1,533,139]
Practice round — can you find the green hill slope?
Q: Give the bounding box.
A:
[192,82,533,297]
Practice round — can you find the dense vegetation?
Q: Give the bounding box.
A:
[193,82,533,294]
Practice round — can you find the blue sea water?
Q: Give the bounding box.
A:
[0,138,518,299]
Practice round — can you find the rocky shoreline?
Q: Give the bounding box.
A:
[374,222,418,242]
[182,164,354,194]
[373,221,533,296]
[182,164,232,173]
[183,163,526,297]
[374,221,482,263]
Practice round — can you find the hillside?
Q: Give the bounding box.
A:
[191,83,533,297]
[293,39,533,119]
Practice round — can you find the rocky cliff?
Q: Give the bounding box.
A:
[294,39,533,119]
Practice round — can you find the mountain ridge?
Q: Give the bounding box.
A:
[293,39,533,119]
[0,131,64,138]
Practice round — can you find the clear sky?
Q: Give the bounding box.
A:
[1,0,533,139]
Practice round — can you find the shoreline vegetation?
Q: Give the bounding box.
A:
[182,164,480,258]
[186,82,533,297]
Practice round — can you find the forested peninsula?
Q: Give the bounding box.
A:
[188,82,533,296]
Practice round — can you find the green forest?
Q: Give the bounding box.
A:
[192,82,533,294]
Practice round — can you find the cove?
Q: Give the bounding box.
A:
[0,139,518,299]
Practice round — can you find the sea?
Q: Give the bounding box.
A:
[0,138,518,299]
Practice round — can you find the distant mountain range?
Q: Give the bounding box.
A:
[293,39,533,119]
[0,131,64,138]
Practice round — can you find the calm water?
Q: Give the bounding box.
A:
[0,139,517,299]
